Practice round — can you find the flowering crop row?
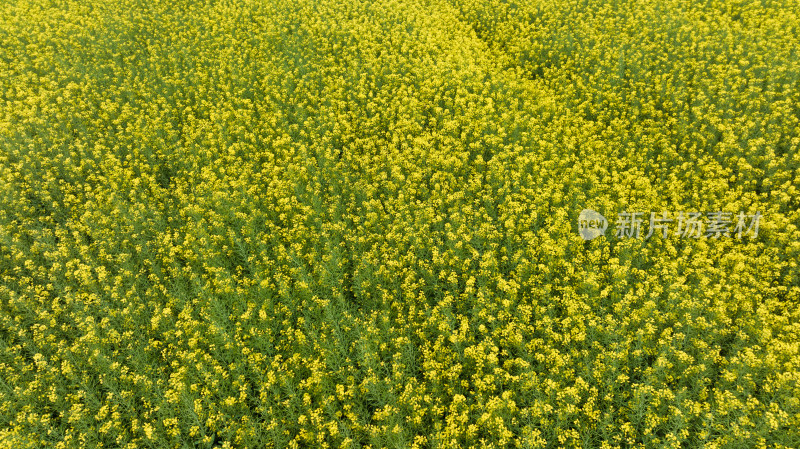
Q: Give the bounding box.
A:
[0,0,798,448]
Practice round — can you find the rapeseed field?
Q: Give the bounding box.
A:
[1,0,799,447]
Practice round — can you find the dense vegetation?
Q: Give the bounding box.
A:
[1,0,799,447]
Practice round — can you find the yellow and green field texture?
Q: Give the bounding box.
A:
[1,0,799,447]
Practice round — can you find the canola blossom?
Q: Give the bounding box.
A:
[0,0,799,448]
